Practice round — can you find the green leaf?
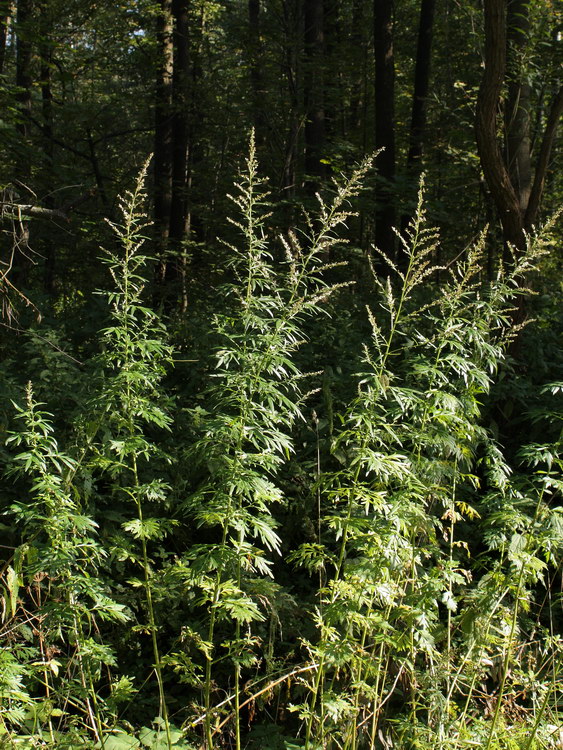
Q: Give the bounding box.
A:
[96,734,140,750]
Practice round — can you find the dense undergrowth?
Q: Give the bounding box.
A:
[1,142,562,749]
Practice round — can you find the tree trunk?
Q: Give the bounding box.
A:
[476,0,563,346]
[475,0,525,253]
[406,0,435,170]
[401,0,435,238]
[0,1,13,76]
[154,0,190,306]
[525,84,563,229]
[280,0,300,199]
[349,0,366,138]
[15,0,32,177]
[167,0,190,307]
[248,0,265,145]
[505,0,531,212]
[154,0,174,286]
[169,0,189,248]
[39,0,55,292]
[476,0,563,254]
[304,0,325,189]
[373,0,396,255]
[12,0,34,289]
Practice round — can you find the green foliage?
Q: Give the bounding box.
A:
[1,146,561,750]
[2,383,126,743]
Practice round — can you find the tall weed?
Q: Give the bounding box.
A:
[1,147,561,750]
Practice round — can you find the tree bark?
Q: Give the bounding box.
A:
[304,0,325,188]
[12,0,34,289]
[15,0,33,177]
[373,0,396,255]
[475,0,525,253]
[154,0,174,285]
[505,0,531,212]
[406,0,435,169]
[167,0,190,307]
[280,0,300,198]
[0,1,13,76]
[39,0,55,292]
[476,0,563,254]
[248,0,265,145]
[349,0,366,137]
[525,84,563,229]
[401,0,435,238]
[154,0,191,304]
[169,0,189,249]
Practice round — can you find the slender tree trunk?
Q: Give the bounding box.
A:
[39,0,55,292]
[154,0,190,306]
[154,0,174,286]
[401,0,435,237]
[86,130,109,208]
[15,0,32,178]
[476,0,563,346]
[186,6,204,258]
[505,0,531,212]
[323,0,338,137]
[406,0,435,169]
[475,0,525,253]
[373,0,396,255]
[167,0,190,307]
[248,0,265,145]
[304,0,325,189]
[0,1,13,76]
[349,0,366,136]
[39,7,52,167]
[349,0,368,247]
[525,84,563,229]
[169,0,189,247]
[12,0,33,289]
[280,0,300,200]
[476,0,562,253]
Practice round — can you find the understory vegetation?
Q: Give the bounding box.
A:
[1,141,562,749]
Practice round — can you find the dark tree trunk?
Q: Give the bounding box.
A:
[505,0,531,212]
[154,0,174,286]
[167,0,190,307]
[15,0,32,176]
[0,1,12,76]
[323,0,339,137]
[349,0,369,247]
[475,0,525,253]
[476,0,562,254]
[373,0,396,255]
[12,0,33,289]
[304,0,325,189]
[186,8,204,258]
[248,0,265,145]
[169,0,189,247]
[154,0,191,306]
[476,0,563,346]
[86,129,109,208]
[401,0,435,238]
[280,0,300,198]
[349,0,367,140]
[525,84,563,229]
[406,0,435,170]
[39,0,55,292]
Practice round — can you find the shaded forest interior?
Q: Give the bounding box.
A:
[0,1,562,749]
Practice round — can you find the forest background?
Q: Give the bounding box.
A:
[0,0,562,748]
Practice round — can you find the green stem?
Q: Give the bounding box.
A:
[483,494,544,750]
[134,462,172,749]
[307,226,426,747]
[523,651,563,750]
